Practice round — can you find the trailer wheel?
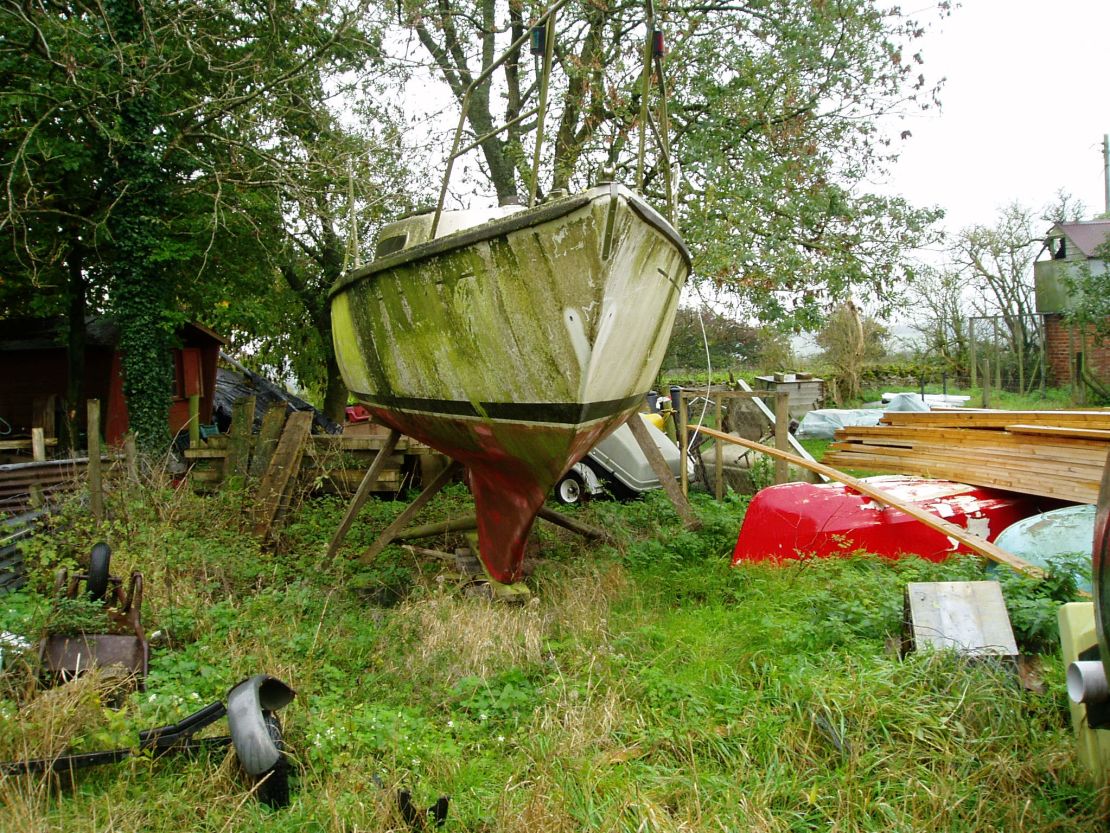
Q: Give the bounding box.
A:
[87,543,111,602]
[554,471,585,505]
[254,712,290,809]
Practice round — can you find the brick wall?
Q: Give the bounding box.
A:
[1044,313,1110,385]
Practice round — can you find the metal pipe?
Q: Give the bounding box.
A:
[1068,660,1110,704]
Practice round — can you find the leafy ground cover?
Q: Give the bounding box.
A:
[0,481,1104,831]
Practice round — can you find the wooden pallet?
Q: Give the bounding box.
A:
[183,411,440,496]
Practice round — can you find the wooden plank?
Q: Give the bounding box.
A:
[905,581,1018,656]
[253,411,313,539]
[359,461,462,564]
[1007,424,1110,441]
[183,448,231,460]
[837,424,1110,450]
[326,429,401,559]
[883,409,1110,431]
[313,435,416,452]
[249,404,287,477]
[0,438,59,451]
[225,396,256,479]
[694,425,1043,576]
[626,412,700,529]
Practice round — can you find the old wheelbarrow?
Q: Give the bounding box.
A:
[0,674,296,808]
[39,543,149,690]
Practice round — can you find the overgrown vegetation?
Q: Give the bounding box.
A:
[0,480,1103,831]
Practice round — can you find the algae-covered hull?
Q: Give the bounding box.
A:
[330,183,690,582]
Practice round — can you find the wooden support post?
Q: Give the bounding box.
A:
[713,394,724,500]
[359,461,462,564]
[626,411,700,529]
[31,395,56,441]
[253,410,313,540]
[250,405,288,477]
[733,379,822,475]
[225,396,256,480]
[188,394,200,449]
[29,428,46,508]
[773,391,789,485]
[982,359,991,408]
[693,425,1042,577]
[87,399,103,523]
[679,392,689,497]
[325,429,401,559]
[398,514,479,541]
[537,505,618,543]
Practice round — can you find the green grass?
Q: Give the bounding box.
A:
[0,482,1103,831]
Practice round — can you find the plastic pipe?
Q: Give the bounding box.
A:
[1067,660,1110,704]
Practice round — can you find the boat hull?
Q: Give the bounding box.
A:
[732,476,1048,566]
[331,185,689,582]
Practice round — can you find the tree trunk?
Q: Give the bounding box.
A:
[323,351,348,424]
[63,244,87,452]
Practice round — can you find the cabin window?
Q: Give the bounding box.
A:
[1051,236,1067,260]
[375,234,407,258]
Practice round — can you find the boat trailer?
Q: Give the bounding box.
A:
[0,674,296,808]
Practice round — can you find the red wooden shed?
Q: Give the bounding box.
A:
[0,317,225,445]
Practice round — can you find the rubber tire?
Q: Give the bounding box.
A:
[255,712,290,809]
[554,471,585,505]
[87,543,111,602]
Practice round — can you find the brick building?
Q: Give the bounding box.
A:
[1033,219,1110,385]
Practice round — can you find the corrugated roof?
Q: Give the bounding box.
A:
[1057,220,1110,258]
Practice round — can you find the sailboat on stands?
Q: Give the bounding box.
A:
[329,1,689,585]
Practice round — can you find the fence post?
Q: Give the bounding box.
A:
[679,391,689,497]
[774,392,789,484]
[29,428,45,508]
[87,399,103,523]
[714,393,724,500]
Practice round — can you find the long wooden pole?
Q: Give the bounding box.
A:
[694,425,1042,577]
[326,429,401,559]
[626,411,700,528]
[359,461,462,564]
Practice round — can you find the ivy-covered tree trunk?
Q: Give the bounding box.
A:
[106,0,173,451]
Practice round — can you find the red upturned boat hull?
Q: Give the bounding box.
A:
[733,476,1051,566]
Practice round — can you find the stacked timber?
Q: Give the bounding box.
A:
[823,409,1110,504]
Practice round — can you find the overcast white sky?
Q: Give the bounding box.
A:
[883,0,1110,233]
